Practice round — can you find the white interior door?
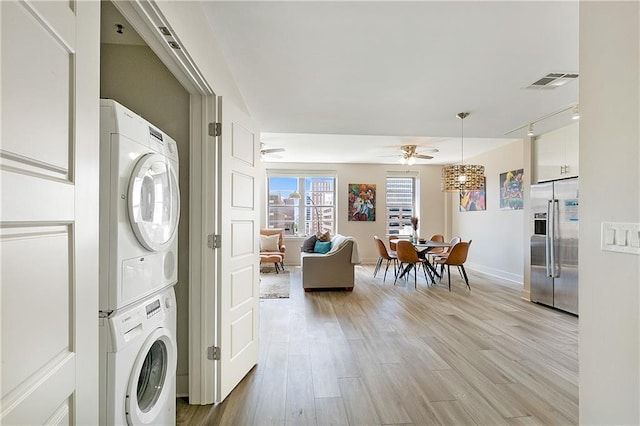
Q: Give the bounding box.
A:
[215,98,260,402]
[1,1,99,424]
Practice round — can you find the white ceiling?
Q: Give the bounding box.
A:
[102,2,579,165]
[202,1,579,165]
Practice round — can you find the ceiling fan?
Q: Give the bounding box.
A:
[398,145,438,164]
[260,142,285,158]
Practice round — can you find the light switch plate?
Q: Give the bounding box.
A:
[601,222,640,255]
[605,229,615,245]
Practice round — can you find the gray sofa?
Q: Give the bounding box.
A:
[300,238,356,291]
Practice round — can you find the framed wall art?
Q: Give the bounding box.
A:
[348,183,376,221]
[460,181,486,212]
[500,169,524,210]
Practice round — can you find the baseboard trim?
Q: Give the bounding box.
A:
[465,263,523,288]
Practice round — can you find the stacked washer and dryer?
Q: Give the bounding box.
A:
[99,99,180,426]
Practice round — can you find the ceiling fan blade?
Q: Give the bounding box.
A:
[261,147,285,154]
[414,154,434,160]
[400,145,438,154]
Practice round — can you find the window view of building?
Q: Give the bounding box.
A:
[267,177,298,235]
[305,178,334,235]
[386,177,415,235]
[267,175,335,236]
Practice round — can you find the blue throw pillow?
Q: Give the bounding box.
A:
[314,240,332,254]
[302,235,317,253]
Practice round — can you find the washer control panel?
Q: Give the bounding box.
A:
[146,298,161,318]
[107,287,176,352]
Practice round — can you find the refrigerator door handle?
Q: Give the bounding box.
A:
[546,200,552,277]
[552,199,560,277]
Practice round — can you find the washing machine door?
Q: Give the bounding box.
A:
[128,153,180,251]
[125,328,177,425]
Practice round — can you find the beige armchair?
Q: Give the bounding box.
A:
[300,239,355,291]
[260,228,286,271]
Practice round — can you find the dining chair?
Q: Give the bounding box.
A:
[373,236,398,281]
[394,240,432,288]
[388,235,413,251]
[388,235,400,251]
[432,236,462,274]
[425,234,446,262]
[434,240,472,291]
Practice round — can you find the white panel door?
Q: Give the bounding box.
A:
[215,98,260,402]
[0,1,99,424]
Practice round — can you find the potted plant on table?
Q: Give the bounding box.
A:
[410,216,419,243]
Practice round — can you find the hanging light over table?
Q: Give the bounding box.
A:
[442,112,485,192]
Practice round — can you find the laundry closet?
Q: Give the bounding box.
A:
[99,0,190,399]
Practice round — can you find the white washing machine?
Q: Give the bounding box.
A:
[99,287,177,426]
[100,99,180,312]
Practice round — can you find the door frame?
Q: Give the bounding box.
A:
[112,1,220,404]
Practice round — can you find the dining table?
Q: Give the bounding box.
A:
[397,240,452,283]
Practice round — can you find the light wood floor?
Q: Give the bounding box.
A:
[177,264,578,425]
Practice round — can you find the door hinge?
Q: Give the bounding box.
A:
[207,346,221,360]
[207,234,221,249]
[208,122,222,137]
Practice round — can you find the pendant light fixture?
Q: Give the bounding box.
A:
[442,112,485,192]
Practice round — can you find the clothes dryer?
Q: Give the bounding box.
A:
[100,99,180,312]
[99,287,177,426]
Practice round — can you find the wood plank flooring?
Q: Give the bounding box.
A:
[177,265,578,425]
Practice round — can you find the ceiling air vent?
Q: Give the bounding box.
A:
[524,72,578,90]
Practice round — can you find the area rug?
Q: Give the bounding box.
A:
[259,271,291,299]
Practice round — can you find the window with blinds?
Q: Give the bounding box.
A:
[386,177,415,235]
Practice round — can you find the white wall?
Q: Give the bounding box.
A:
[579,2,640,423]
[262,162,445,265]
[100,43,191,396]
[449,141,526,285]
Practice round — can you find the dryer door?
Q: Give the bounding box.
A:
[128,153,180,251]
[125,328,177,425]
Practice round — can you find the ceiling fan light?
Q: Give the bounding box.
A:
[407,156,416,165]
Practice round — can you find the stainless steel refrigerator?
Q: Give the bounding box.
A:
[530,178,579,315]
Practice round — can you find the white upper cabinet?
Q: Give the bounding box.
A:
[533,122,579,182]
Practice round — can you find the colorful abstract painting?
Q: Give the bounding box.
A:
[460,184,486,212]
[348,183,376,221]
[500,169,524,210]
